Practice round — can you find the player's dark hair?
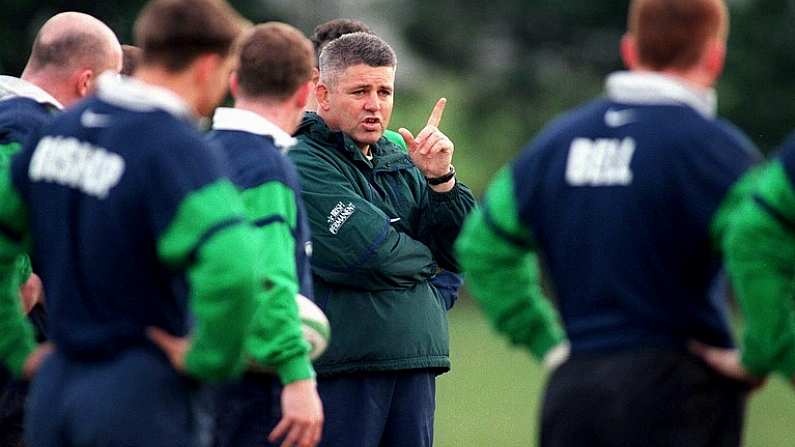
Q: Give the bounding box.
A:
[309,19,372,67]
[628,0,726,70]
[134,0,247,72]
[121,45,141,76]
[236,22,314,100]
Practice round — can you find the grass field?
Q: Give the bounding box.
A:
[435,301,795,447]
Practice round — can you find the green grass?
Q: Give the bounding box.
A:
[435,302,795,447]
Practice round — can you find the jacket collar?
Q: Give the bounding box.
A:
[212,107,296,149]
[296,112,400,157]
[0,76,63,110]
[96,72,194,121]
[605,71,717,118]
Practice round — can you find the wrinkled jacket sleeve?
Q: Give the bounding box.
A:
[455,167,566,361]
[415,181,476,272]
[0,162,35,377]
[290,147,437,291]
[723,161,795,377]
[238,180,314,384]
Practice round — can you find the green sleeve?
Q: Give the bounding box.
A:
[0,163,36,377]
[384,129,407,152]
[157,180,259,381]
[455,167,566,361]
[290,148,437,291]
[723,161,795,377]
[240,181,314,384]
[0,143,33,292]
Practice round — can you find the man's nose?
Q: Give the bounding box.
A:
[364,92,380,111]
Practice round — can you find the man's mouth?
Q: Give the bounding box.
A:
[361,117,381,131]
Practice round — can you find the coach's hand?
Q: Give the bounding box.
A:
[399,98,456,192]
[689,341,765,388]
[147,327,189,372]
[20,272,44,314]
[269,378,324,447]
[23,342,53,380]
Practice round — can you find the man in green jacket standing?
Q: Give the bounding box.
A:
[288,32,475,447]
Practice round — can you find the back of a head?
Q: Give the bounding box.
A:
[310,19,372,66]
[628,0,727,70]
[319,32,396,87]
[236,22,314,101]
[26,12,121,77]
[121,45,141,76]
[134,0,247,72]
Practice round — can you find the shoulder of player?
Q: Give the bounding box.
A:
[209,129,301,190]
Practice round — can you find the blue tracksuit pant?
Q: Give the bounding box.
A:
[25,347,200,447]
[204,372,283,447]
[317,370,436,447]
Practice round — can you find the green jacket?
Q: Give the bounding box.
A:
[724,160,795,377]
[288,113,475,375]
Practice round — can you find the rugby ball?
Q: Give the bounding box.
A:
[296,294,330,360]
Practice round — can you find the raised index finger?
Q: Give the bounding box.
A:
[426,98,447,128]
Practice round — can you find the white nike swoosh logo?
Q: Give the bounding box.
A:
[604,109,636,128]
[389,217,401,223]
[81,109,111,128]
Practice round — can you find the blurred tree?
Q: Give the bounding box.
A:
[0,0,283,75]
[399,0,795,158]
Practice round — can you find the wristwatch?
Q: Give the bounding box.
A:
[426,165,456,185]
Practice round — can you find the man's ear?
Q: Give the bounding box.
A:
[76,69,93,98]
[703,38,726,82]
[293,81,313,110]
[620,33,639,70]
[229,70,240,99]
[193,53,221,84]
[311,67,320,86]
[316,82,331,111]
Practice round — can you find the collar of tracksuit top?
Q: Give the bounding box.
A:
[0,75,63,110]
[296,112,412,171]
[211,107,297,150]
[94,72,195,122]
[605,71,717,118]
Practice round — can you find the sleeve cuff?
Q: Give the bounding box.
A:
[427,181,462,203]
[7,337,35,378]
[528,325,567,363]
[275,354,316,385]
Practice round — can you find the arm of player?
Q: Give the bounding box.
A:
[0,164,37,377]
[721,161,795,378]
[289,149,437,291]
[154,178,259,381]
[241,180,314,384]
[455,167,567,362]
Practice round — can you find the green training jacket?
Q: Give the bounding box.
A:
[724,158,795,377]
[288,113,475,375]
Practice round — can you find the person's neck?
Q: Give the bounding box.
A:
[235,97,298,135]
[20,68,75,107]
[133,66,198,115]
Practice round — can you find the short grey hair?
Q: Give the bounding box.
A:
[319,32,396,87]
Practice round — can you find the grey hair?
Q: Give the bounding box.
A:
[319,32,396,87]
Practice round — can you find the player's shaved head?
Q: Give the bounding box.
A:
[628,0,727,70]
[26,12,122,76]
